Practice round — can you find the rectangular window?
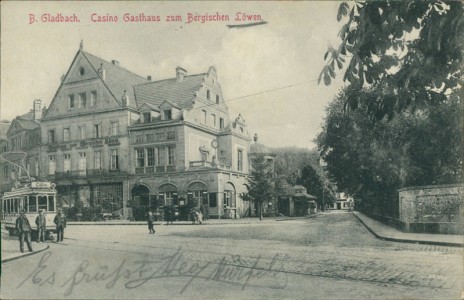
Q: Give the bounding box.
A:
[110,149,119,170]
[79,93,86,108]
[111,121,118,136]
[79,125,86,140]
[219,117,224,129]
[156,147,165,166]
[68,94,75,109]
[90,91,97,107]
[136,148,145,167]
[168,145,176,165]
[48,130,55,144]
[63,153,71,172]
[201,110,207,124]
[94,151,102,169]
[94,124,101,138]
[78,152,86,170]
[48,155,56,175]
[147,148,155,166]
[164,110,172,120]
[26,159,30,175]
[167,131,175,140]
[143,112,151,123]
[211,114,216,127]
[207,90,210,100]
[63,128,70,142]
[237,149,243,171]
[216,95,220,104]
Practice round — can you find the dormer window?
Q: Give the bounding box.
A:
[164,109,172,120]
[143,112,151,123]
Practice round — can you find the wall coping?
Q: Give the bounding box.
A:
[398,183,464,192]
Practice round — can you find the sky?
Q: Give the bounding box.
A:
[1,1,345,149]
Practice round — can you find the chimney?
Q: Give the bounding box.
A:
[147,75,152,81]
[111,60,120,66]
[176,67,187,83]
[33,99,42,120]
[254,133,258,142]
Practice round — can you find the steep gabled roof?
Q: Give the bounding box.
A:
[14,118,40,130]
[134,74,206,110]
[7,117,40,136]
[82,51,149,109]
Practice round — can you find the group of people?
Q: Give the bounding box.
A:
[14,208,67,253]
[146,205,208,233]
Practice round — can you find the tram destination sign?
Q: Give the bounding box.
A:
[31,182,52,189]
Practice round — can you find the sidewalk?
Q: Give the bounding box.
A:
[353,211,464,247]
[1,229,50,263]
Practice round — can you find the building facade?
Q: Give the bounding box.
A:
[1,44,252,219]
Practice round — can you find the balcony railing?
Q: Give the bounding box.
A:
[135,166,176,174]
[189,161,231,171]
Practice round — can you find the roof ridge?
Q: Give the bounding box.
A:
[135,73,207,87]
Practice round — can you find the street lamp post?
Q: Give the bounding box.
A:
[319,156,327,212]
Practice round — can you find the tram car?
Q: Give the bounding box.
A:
[1,181,58,237]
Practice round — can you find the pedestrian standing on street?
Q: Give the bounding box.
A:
[164,206,173,225]
[147,211,155,234]
[15,210,33,253]
[54,209,66,242]
[35,209,47,243]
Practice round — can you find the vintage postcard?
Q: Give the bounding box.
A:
[1,1,462,299]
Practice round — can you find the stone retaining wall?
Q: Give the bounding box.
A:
[398,184,464,234]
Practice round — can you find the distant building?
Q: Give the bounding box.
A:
[1,44,254,219]
[278,185,317,216]
[0,101,42,195]
[331,192,354,210]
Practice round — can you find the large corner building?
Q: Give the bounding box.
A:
[1,44,254,219]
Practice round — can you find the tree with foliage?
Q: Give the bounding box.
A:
[245,155,276,220]
[317,88,463,216]
[297,165,337,210]
[320,1,463,120]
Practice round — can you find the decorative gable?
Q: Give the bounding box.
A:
[63,55,99,84]
[44,51,124,119]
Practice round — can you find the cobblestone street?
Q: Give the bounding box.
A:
[2,212,462,299]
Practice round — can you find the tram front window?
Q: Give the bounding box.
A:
[28,196,37,212]
[48,195,55,212]
[38,196,47,211]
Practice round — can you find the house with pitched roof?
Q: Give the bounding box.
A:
[37,43,252,219]
[0,100,43,195]
[129,66,251,219]
[39,44,149,215]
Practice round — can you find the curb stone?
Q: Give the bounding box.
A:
[353,212,464,248]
